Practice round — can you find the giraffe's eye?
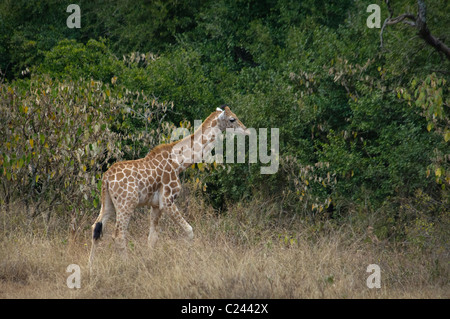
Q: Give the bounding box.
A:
[229,118,236,123]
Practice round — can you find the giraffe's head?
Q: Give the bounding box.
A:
[215,105,250,135]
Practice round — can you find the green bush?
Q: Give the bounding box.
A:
[0,74,173,217]
[0,75,121,215]
[37,39,124,84]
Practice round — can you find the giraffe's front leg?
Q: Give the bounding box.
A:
[159,179,193,240]
[161,196,194,240]
[166,203,194,240]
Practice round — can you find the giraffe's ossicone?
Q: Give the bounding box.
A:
[88,105,249,269]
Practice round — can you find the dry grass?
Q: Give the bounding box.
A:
[0,193,448,299]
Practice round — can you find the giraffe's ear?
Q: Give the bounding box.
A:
[218,104,228,118]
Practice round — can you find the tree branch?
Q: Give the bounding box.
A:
[386,13,416,26]
[380,0,450,60]
[415,0,450,59]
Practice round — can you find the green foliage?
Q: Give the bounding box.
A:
[78,0,208,54]
[405,73,450,186]
[0,0,78,79]
[37,39,123,84]
[0,75,172,215]
[0,75,121,213]
[122,47,220,122]
[0,0,448,236]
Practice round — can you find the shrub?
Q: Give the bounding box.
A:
[0,74,172,218]
[37,39,124,84]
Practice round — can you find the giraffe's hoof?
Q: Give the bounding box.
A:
[148,235,158,249]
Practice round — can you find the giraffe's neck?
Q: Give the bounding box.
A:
[151,111,222,173]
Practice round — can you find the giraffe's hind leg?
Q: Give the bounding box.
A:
[93,186,115,237]
[148,206,162,248]
[112,205,135,258]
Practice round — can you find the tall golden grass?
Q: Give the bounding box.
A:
[0,188,448,298]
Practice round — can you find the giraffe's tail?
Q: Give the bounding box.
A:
[93,221,103,240]
[92,177,112,240]
[89,178,113,271]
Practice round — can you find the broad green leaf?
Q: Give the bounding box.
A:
[444,131,450,142]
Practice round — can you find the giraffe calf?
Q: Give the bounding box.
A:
[88,105,249,269]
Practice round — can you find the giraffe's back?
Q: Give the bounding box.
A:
[104,151,174,209]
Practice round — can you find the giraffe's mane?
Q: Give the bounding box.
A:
[144,110,221,159]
